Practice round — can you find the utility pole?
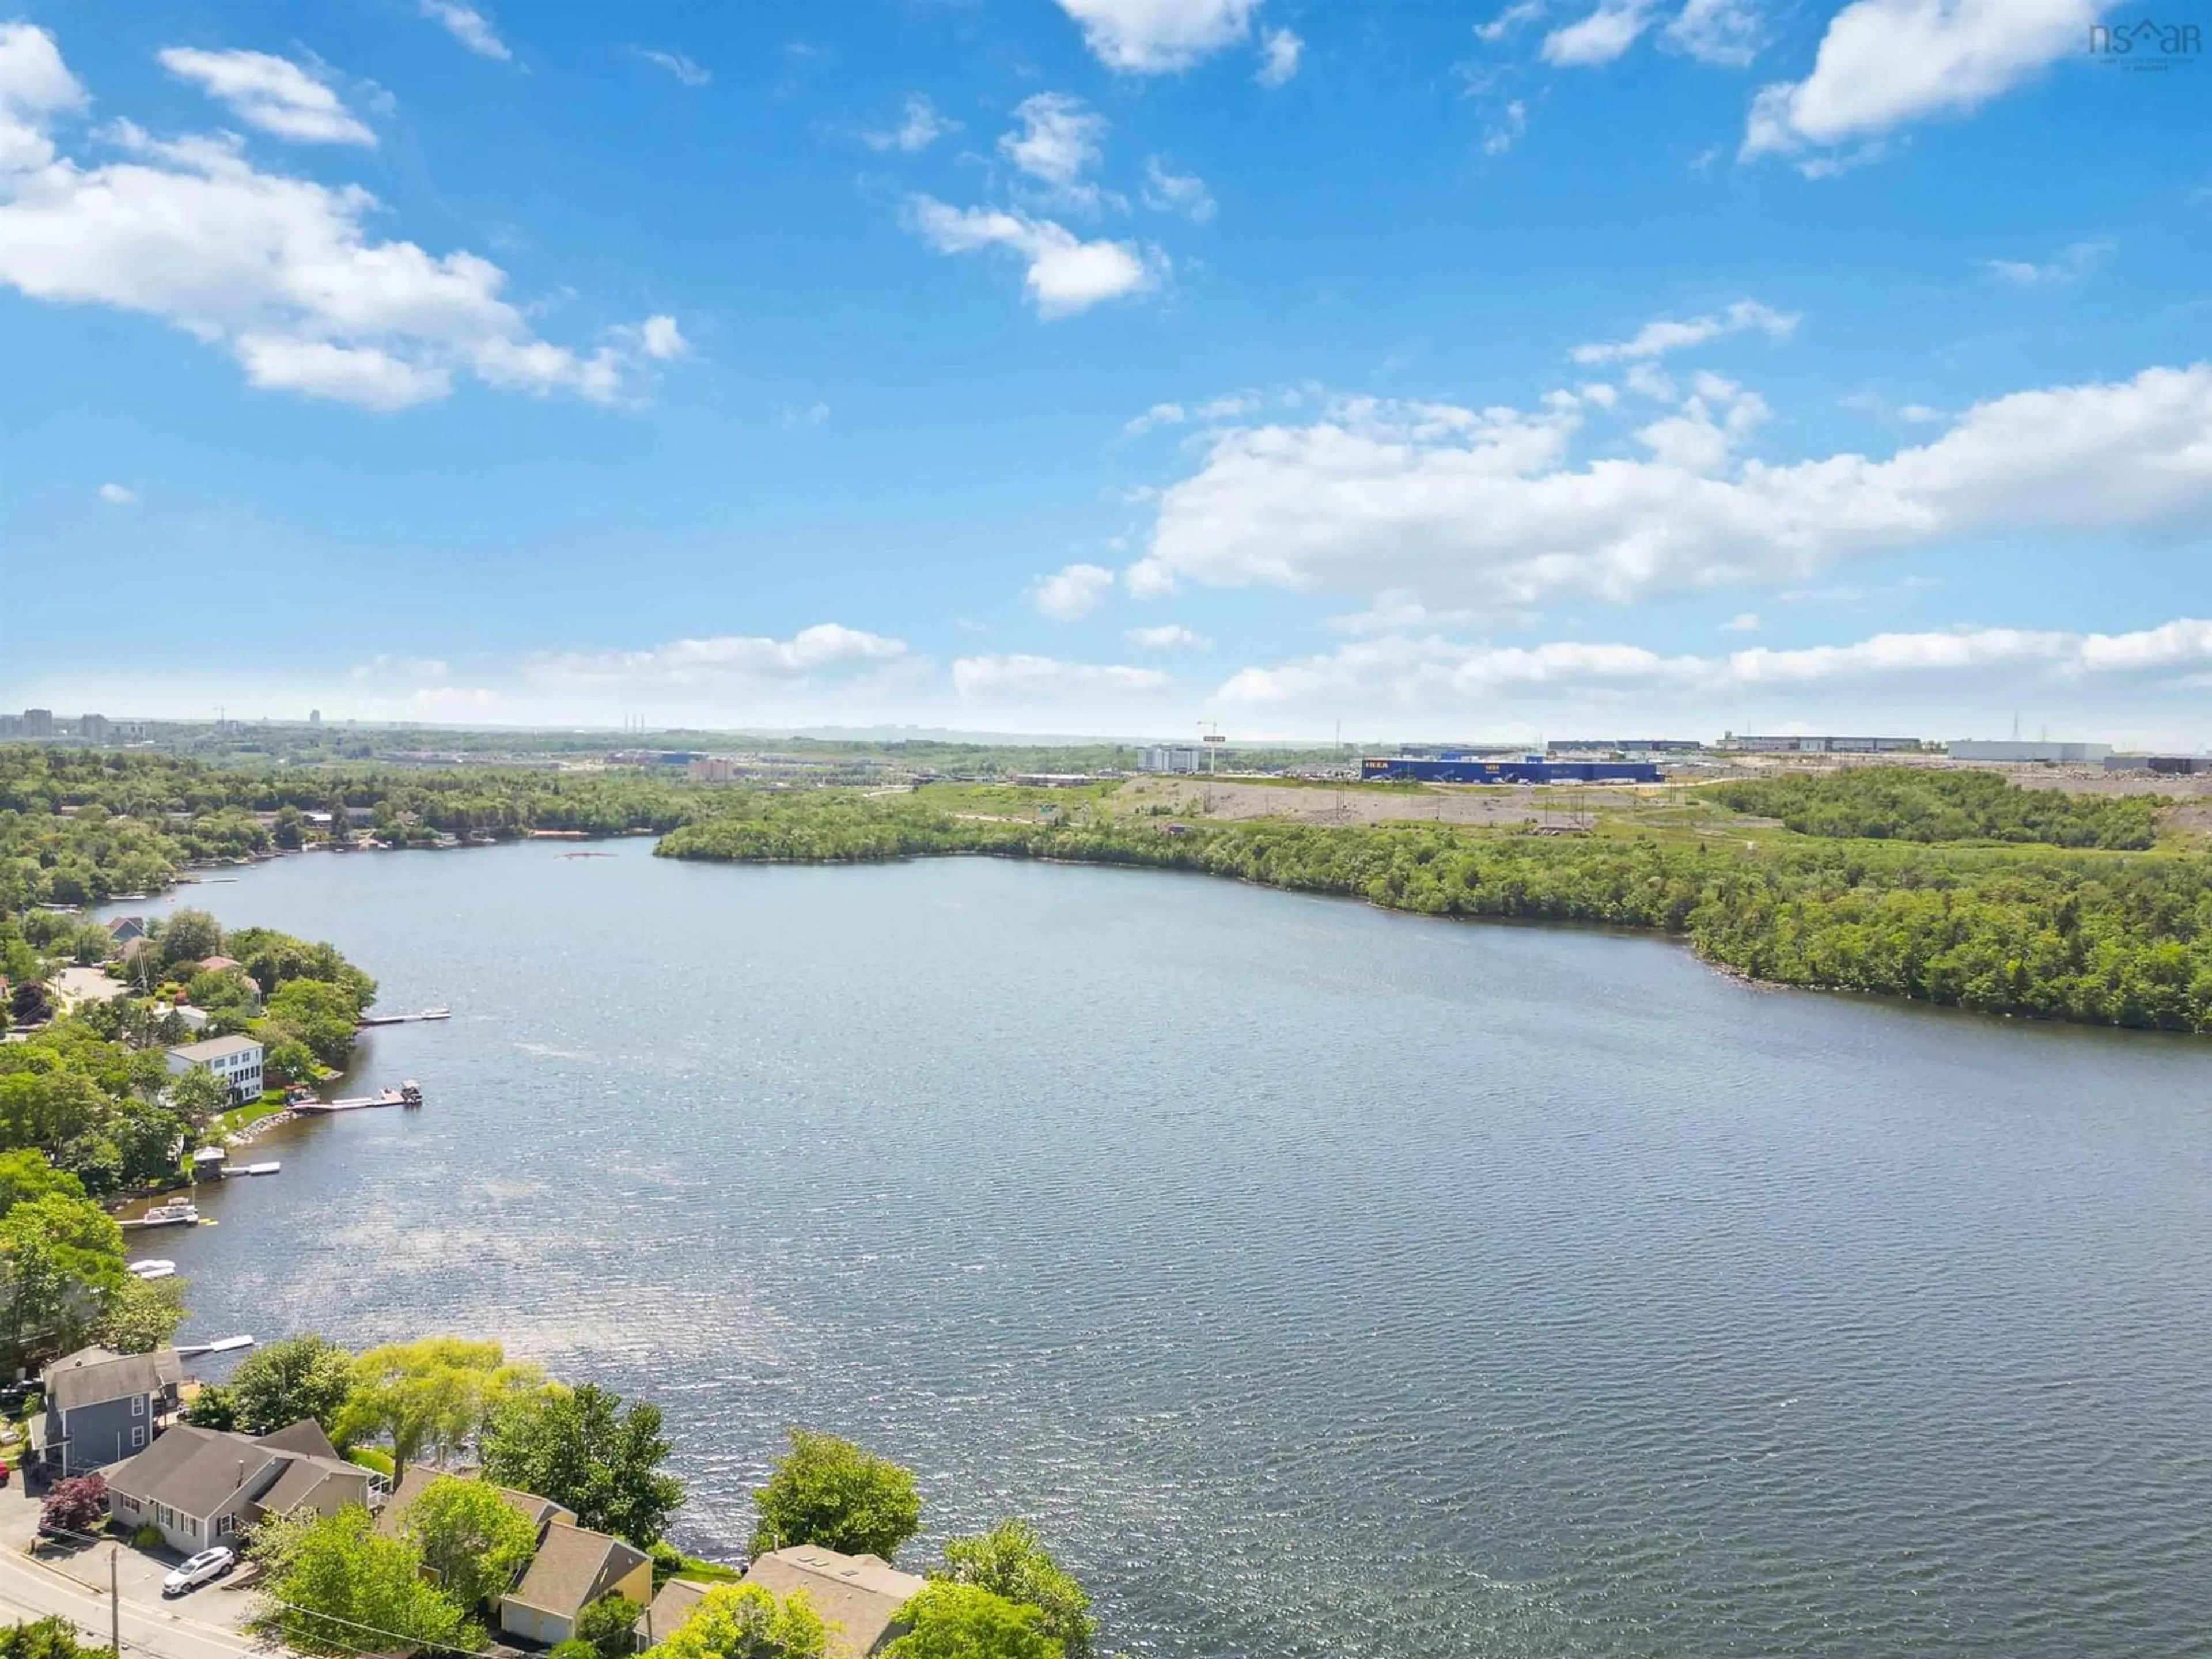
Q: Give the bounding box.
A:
[111,1544,121,1656]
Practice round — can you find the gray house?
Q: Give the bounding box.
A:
[31,1346,183,1478]
[104,1419,376,1554]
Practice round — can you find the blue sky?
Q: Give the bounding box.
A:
[2,0,2207,745]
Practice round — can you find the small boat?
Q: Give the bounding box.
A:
[129,1202,201,1228]
[401,1080,423,1107]
[242,1161,281,1176]
[127,1259,177,1279]
[419,1007,451,1021]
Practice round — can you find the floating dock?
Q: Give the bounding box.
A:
[293,1081,422,1114]
[357,1007,452,1027]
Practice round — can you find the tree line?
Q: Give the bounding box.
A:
[1706,767,2162,849]
[658,796,2212,1035]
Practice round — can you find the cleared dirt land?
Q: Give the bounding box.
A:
[1113,774,1683,828]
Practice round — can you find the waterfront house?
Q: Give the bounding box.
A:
[103,1419,374,1553]
[380,1464,652,1644]
[30,1346,183,1478]
[500,1519,654,1646]
[104,917,147,944]
[740,1546,926,1658]
[634,1581,709,1650]
[197,955,244,974]
[164,1035,264,1105]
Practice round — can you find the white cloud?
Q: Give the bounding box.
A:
[97,481,136,505]
[1722,611,1762,632]
[1664,0,1764,65]
[529,624,908,687]
[1743,0,2095,164]
[1984,240,2111,287]
[1128,623,1211,649]
[953,654,1171,697]
[1125,400,1187,433]
[634,48,710,88]
[908,196,1163,317]
[0,30,673,411]
[1030,562,1118,619]
[1142,156,1215,222]
[1255,28,1302,85]
[1055,0,1266,73]
[1475,2,1550,44]
[350,653,450,682]
[1484,100,1528,156]
[157,48,375,146]
[1127,363,2212,614]
[1214,616,2212,713]
[863,93,957,153]
[1543,1,1659,66]
[781,399,830,430]
[1569,297,1798,364]
[421,1,510,62]
[1000,93,1108,208]
[1577,381,1620,408]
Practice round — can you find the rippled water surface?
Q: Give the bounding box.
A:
[119,843,2211,1658]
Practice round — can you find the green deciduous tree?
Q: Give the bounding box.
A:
[339,1337,543,1472]
[0,1614,112,1659]
[250,1505,482,1656]
[157,911,222,969]
[262,980,360,1070]
[935,1521,1094,1659]
[481,1382,686,1548]
[575,1593,646,1659]
[883,1584,1062,1659]
[644,1583,827,1659]
[167,1066,230,1122]
[94,1271,186,1354]
[749,1430,921,1563]
[228,1332,357,1438]
[397,1475,539,1614]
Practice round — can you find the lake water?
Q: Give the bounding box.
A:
[109,843,2211,1658]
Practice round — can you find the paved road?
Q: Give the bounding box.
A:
[0,1547,268,1659]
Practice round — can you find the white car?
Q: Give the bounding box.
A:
[162,1546,234,1596]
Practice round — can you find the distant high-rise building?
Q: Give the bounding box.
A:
[22,708,54,738]
[309,709,321,725]
[79,713,110,741]
[0,714,20,737]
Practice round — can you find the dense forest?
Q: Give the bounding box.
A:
[1707,767,2162,849]
[659,793,2212,1035]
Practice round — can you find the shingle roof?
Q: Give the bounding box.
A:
[256,1419,338,1458]
[105,1426,284,1518]
[254,1455,365,1517]
[635,1580,709,1643]
[741,1548,926,1659]
[507,1519,648,1619]
[43,1347,176,1414]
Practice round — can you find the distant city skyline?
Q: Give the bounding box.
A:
[2,2,2206,748]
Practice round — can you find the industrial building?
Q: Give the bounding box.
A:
[1548,738,1706,754]
[1946,740,2112,764]
[2107,753,2210,775]
[1722,734,1921,753]
[1362,755,1662,784]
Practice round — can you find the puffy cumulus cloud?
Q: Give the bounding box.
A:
[0,29,682,411]
[1000,93,1108,202]
[1476,1,1550,43]
[1029,562,1117,619]
[1663,0,1765,66]
[1542,1,1659,66]
[157,48,375,146]
[1126,363,2212,615]
[97,481,137,504]
[1127,623,1210,649]
[863,93,957,154]
[1055,0,1267,73]
[952,654,1171,698]
[421,1,510,62]
[528,624,909,688]
[1569,297,1798,365]
[1214,618,2212,714]
[908,196,1164,317]
[1744,0,2094,166]
[1255,28,1302,85]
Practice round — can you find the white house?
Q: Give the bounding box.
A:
[165,1035,264,1104]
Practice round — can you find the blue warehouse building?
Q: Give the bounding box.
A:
[1361,754,1662,784]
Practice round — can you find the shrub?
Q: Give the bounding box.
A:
[40,1474,108,1535]
[134,1523,164,1549]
